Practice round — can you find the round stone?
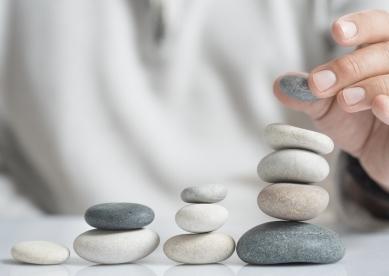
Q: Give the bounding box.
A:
[257,149,329,184]
[74,228,160,264]
[163,233,235,264]
[257,183,329,221]
[263,123,334,154]
[11,241,70,265]
[84,203,155,230]
[175,204,228,233]
[280,75,321,102]
[181,184,227,203]
[236,221,346,264]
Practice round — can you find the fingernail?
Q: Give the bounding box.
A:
[313,70,337,92]
[343,87,365,106]
[338,21,357,40]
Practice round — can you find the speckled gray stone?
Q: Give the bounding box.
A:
[175,204,228,233]
[11,241,70,265]
[257,149,329,184]
[181,184,228,203]
[263,123,334,154]
[85,203,154,230]
[280,75,321,102]
[74,228,160,264]
[237,221,346,264]
[257,183,329,221]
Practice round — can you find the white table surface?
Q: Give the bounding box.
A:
[0,215,388,276]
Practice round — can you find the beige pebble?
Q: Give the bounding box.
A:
[73,228,159,264]
[163,233,235,264]
[257,183,329,221]
[257,149,329,184]
[263,123,334,154]
[11,241,70,265]
[175,204,228,233]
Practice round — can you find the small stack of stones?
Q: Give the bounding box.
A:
[164,184,235,264]
[237,124,346,264]
[74,203,160,264]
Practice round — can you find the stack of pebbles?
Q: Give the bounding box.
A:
[74,203,160,264]
[237,124,346,264]
[164,184,235,264]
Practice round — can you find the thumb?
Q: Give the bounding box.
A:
[273,72,335,121]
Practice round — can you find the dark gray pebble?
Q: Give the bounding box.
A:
[237,221,346,264]
[280,75,321,102]
[85,203,155,230]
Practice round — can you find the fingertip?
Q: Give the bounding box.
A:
[372,95,389,125]
[332,20,345,45]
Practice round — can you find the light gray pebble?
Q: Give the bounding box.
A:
[73,229,159,264]
[257,149,329,184]
[280,75,321,102]
[175,204,228,233]
[181,184,227,203]
[163,233,235,264]
[257,183,329,221]
[263,123,334,154]
[236,221,346,264]
[11,241,70,265]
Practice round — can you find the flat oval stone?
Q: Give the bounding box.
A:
[237,221,346,264]
[175,204,228,233]
[280,75,321,102]
[257,183,329,221]
[74,228,160,264]
[263,123,334,154]
[11,241,70,265]
[163,233,235,264]
[181,184,227,203]
[257,149,329,184]
[85,203,154,230]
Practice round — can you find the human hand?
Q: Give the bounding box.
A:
[273,10,389,192]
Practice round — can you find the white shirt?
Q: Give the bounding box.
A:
[0,0,387,218]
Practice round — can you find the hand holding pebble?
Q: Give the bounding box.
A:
[274,10,389,192]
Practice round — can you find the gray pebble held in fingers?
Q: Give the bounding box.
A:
[280,75,321,102]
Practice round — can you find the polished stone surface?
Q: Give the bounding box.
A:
[175,204,228,233]
[74,229,160,264]
[257,183,329,221]
[236,221,346,264]
[163,233,235,264]
[84,203,155,230]
[11,241,70,265]
[263,123,334,154]
[257,149,329,183]
[181,184,228,203]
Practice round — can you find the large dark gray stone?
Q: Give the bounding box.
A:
[237,221,346,264]
[85,203,155,230]
[280,75,321,102]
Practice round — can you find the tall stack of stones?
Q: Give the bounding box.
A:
[74,203,160,264]
[237,124,346,264]
[164,184,235,264]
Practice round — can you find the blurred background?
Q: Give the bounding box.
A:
[0,0,387,220]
